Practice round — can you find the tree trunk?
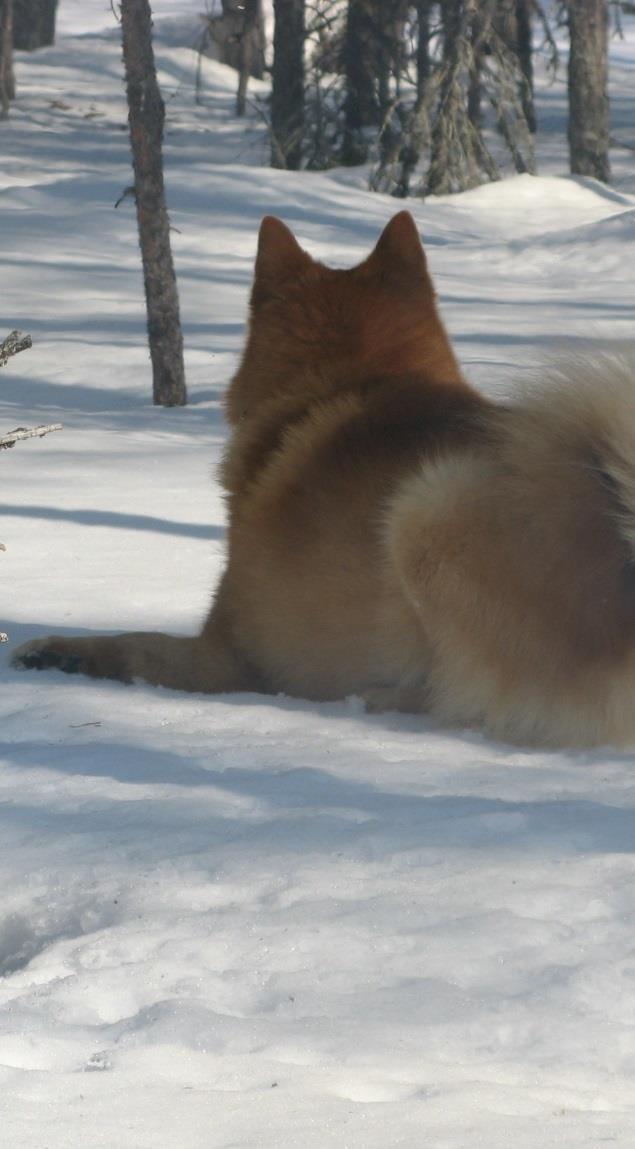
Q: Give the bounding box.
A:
[439,0,460,53]
[492,0,536,133]
[271,0,305,170]
[209,0,265,83]
[0,0,14,119]
[386,1,431,198]
[426,0,498,196]
[341,0,380,164]
[516,0,535,132]
[428,0,468,194]
[376,0,405,120]
[567,0,610,181]
[415,0,431,105]
[467,4,485,129]
[236,0,264,116]
[120,0,187,407]
[374,0,408,190]
[12,0,57,51]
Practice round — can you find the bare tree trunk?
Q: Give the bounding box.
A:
[428,0,471,194]
[488,0,535,172]
[426,0,498,196]
[467,4,485,129]
[12,0,56,50]
[208,0,265,112]
[567,0,610,181]
[516,0,535,132]
[415,0,431,105]
[376,0,406,120]
[374,0,409,190]
[236,0,264,116]
[341,0,379,164]
[492,0,536,132]
[0,0,15,119]
[271,0,305,169]
[389,0,431,196]
[121,0,186,407]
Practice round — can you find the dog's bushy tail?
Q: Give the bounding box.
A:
[500,351,635,562]
[390,351,635,746]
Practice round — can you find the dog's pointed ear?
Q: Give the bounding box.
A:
[255,216,311,283]
[368,211,429,282]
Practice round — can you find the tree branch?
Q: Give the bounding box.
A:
[0,330,32,368]
[0,423,63,450]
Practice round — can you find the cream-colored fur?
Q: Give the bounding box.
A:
[388,352,635,746]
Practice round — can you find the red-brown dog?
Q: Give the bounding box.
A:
[14,213,635,746]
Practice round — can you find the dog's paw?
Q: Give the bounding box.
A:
[11,637,86,676]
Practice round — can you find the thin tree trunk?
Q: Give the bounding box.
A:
[493,0,536,132]
[427,0,498,196]
[369,0,408,189]
[467,4,485,129]
[271,0,305,169]
[516,0,535,132]
[391,0,431,197]
[0,0,15,119]
[341,0,379,164]
[210,0,265,87]
[567,0,610,181]
[428,0,468,194]
[439,0,459,54]
[12,0,56,50]
[236,0,263,116]
[121,0,186,407]
[415,0,431,105]
[407,1,432,169]
[376,3,391,119]
[376,0,406,120]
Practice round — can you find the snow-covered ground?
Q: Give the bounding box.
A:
[2,3,635,1146]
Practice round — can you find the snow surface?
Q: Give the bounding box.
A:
[2,3,635,1146]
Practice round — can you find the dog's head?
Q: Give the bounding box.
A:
[227,212,463,423]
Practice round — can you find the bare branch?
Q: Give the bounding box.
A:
[0,424,63,450]
[531,0,559,76]
[610,134,635,153]
[114,184,136,208]
[0,330,32,368]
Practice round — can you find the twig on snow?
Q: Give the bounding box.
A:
[0,423,63,450]
[0,330,32,368]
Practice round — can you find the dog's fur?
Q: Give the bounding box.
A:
[12,212,635,747]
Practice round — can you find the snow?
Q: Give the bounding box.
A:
[2,3,635,1145]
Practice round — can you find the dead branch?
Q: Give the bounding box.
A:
[0,423,63,450]
[0,330,32,368]
[610,134,635,153]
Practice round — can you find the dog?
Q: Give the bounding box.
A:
[12,211,635,747]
